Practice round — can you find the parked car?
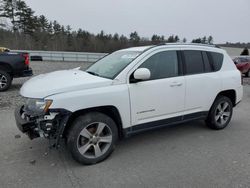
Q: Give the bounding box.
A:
[0,47,10,52]
[15,44,243,165]
[233,56,250,77]
[0,51,33,91]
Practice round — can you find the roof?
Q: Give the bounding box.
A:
[119,46,154,52]
[119,43,221,53]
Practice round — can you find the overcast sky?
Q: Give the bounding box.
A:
[24,0,250,43]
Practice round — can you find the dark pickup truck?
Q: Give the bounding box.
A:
[0,52,33,91]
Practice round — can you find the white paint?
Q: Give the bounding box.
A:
[20,44,243,129]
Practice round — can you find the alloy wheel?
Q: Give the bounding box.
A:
[215,101,231,126]
[77,122,113,159]
[0,74,8,89]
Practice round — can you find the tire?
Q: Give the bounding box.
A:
[67,112,118,165]
[206,96,233,130]
[246,70,250,77]
[0,70,12,92]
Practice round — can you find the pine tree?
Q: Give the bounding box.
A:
[201,36,207,44]
[174,35,180,42]
[208,36,213,44]
[39,15,49,32]
[53,20,61,34]
[113,33,119,41]
[240,47,249,56]
[167,35,177,43]
[192,38,202,43]
[1,0,18,31]
[129,31,140,45]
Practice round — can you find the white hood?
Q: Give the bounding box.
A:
[20,69,113,98]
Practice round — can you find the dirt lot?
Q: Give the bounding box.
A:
[0,61,250,188]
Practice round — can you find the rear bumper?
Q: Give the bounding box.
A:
[236,85,243,105]
[14,68,33,78]
[21,68,33,77]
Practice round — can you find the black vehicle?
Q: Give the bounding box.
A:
[0,51,33,91]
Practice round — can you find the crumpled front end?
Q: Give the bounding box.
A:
[15,105,71,147]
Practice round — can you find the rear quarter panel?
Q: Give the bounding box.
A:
[221,53,243,104]
[0,53,26,75]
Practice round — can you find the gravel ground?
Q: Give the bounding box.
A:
[0,61,249,111]
[0,61,92,110]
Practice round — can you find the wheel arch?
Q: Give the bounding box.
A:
[216,89,236,106]
[0,63,13,74]
[64,105,124,139]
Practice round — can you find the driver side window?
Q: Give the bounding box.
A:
[139,50,179,80]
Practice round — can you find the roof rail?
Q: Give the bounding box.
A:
[156,42,220,48]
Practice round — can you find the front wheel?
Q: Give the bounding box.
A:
[206,96,233,130]
[67,112,118,165]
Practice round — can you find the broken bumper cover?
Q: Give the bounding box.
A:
[14,105,71,145]
[15,105,39,139]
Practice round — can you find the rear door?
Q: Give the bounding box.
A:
[182,50,221,114]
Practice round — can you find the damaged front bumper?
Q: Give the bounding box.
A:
[14,105,71,147]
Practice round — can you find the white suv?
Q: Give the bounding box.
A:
[15,44,243,165]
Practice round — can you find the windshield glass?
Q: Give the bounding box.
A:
[86,51,141,79]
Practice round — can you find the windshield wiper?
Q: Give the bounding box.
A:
[86,71,100,77]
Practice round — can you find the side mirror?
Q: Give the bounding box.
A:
[133,68,151,81]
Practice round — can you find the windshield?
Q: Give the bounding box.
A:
[86,50,141,79]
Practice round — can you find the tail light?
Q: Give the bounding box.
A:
[22,53,30,66]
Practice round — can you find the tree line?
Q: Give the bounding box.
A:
[0,0,214,52]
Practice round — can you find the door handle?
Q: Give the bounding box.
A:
[170,82,183,87]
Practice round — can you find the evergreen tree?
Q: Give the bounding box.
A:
[129,31,140,45]
[53,20,61,34]
[113,33,119,41]
[208,36,213,44]
[192,38,202,43]
[1,0,18,31]
[174,35,179,42]
[167,35,179,43]
[47,21,53,35]
[240,47,249,56]
[39,15,49,32]
[16,2,36,34]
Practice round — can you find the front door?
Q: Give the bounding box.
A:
[128,50,185,126]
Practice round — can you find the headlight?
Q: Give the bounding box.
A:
[24,98,53,115]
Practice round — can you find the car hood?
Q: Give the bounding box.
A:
[20,69,113,98]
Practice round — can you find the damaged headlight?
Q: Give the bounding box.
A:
[24,98,53,115]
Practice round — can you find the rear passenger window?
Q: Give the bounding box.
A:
[183,50,204,74]
[202,52,212,72]
[208,52,224,71]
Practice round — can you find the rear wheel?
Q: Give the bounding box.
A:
[206,96,233,130]
[0,70,12,92]
[67,112,118,165]
[246,70,250,77]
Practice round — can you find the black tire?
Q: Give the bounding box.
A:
[206,96,233,130]
[67,112,118,165]
[0,70,12,92]
[246,70,250,77]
